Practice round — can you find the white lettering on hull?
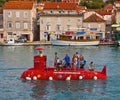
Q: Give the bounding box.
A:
[54,72,81,74]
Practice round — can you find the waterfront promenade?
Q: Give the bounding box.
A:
[0,40,118,46]
[23,41,52,46]
[23,41,118,46]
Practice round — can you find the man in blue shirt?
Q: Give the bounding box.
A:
[64,54,71,68]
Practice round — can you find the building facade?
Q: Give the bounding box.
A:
[38,2,106,41]
[116,9,120,31]
[0,14,3,42]
[83,14,106,39]
[3,1,37,42]
[38,2,84,41]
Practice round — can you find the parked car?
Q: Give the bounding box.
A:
[15,37,27,43]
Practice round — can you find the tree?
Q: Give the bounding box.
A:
[0,0,8,7]
[79,0,105,9]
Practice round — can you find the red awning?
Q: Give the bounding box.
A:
[65,31,74,35]
[35,47,45,51]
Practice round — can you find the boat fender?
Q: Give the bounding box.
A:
[26,77,31,81]
[66,76,71,81]
[94,76,97,80]
[49,76,53,80]
[33,76,37,80]
[79,76,83,80]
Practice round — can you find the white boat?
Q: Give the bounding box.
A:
[0,38,23,46]
[51,34,100,46]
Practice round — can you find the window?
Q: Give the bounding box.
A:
[24,12,28,18]
[68,10,70,14]
[50,10,53,14]
[88,24,90,28]
[24,22,28,29]
[8,22,12,28]
[16,22,20,29]
[78,19,81,22]
[0,34,3,38]
[68,19,70,22]
[16,11,20,17]
[8,11,12,17]
[67,25,70,30]
[98,24,101,28]
[56,25,61,31]
[59,10,62,13]
[57,18,61,23]
[46,25,50,31]
[41,20,43,24]
[77,25,80,31]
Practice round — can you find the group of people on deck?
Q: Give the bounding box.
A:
[72,52,86,68]
[54,52,95,70]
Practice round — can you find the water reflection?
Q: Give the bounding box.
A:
[29,80,107,99]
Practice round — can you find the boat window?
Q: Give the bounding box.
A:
[10,39,13,41]
[75,36,78,40]
[71,36,74,40]
[79,36,84,40]
[96,36,99,39]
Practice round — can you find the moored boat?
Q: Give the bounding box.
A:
[51,34,100,46]
[21,47,107,80]
[0,38,23,46]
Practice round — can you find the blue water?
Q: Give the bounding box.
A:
[0,45,120,100]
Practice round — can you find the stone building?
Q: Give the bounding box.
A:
[83,14,106,39]
[116,9,120,31]
[0,14,3,42]
[3,1,37,42]
[37,2,85,41]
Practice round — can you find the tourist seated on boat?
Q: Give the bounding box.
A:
[80,58,86,68]
[89,61,95,71]
[63,54,71,68]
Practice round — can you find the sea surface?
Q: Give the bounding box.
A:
[0,45,120,100]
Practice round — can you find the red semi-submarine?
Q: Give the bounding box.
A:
[21,47,107,80]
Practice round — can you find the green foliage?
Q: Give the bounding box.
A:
[87,1,105,9]
[79,0,106,9]
[105,0,114,4]
[0,0,7,7]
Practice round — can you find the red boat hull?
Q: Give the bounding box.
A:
[21,66,107,80]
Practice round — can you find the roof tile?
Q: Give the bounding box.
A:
[4,1,34,10]
[43,2,77,10]
[83,14,105,22]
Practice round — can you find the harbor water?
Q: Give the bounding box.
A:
[0,45,120,100]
